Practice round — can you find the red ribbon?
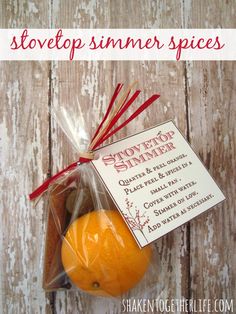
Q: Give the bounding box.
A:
[29,83,160,200]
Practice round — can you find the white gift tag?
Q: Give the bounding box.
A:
[92,121,225,248]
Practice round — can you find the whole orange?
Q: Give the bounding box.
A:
[61,209,152,296]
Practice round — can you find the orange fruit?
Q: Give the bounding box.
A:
[61,209,152,296]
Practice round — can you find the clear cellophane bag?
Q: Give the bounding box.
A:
[40,84,163,298]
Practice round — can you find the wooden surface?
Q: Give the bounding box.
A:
[0,1,235,313]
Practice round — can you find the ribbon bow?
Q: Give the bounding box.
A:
[29,83,160,200]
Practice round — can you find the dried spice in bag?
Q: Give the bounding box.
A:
[30,83,161,297]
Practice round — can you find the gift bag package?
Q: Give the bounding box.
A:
[30,83,162,298]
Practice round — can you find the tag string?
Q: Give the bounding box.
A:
[29,83,160,200]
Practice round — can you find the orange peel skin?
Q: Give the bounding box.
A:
[61,209,152,297]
